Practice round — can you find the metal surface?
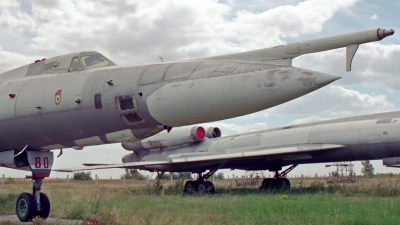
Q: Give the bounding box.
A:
[0,28,393,159]
[57,115,400,174]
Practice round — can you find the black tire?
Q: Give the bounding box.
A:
[184,181,196,194]
[38,192,50,219]
[196,181,209,194]
[260,178,273,190]
[16,192,36,222]
[206,181,215,194]
[273,179,282,189]
[282,178,291,190]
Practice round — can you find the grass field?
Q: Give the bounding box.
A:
[1,176,400,225]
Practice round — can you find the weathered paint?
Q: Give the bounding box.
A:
[120,118,400,172]
[0,29,394,168]
[147,67,338,126]
[61,114,400,173]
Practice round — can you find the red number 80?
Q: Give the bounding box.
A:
[34,157,49,168]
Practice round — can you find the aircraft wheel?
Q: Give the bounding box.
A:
[273,179,282,189]
[16,193,36,222]
[260,179,267,189]
[196,181,209,194]
[38,193,51,219]
[206,181,215,194]
[260,178,273,190]
[184,181,196,194]
[282,178,291,190]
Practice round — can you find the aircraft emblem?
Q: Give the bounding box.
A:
[55,90,62,106]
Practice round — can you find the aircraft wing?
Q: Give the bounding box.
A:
[54,161,170,172]
[54,144,344,172]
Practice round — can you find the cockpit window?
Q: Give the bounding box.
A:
[69,57,83,72]
[80,54,110,69]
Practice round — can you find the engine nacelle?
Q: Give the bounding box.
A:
[122,126,221,151]
[122,152,140,163]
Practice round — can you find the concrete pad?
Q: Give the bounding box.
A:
[0,215,80,224]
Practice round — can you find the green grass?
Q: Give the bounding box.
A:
[1,178,400,224]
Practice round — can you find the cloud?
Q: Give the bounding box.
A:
[0,3,35,34]
[0,0,361,70]
[0,1,20,9]
[269,85,396,117]
[370,14,378,20]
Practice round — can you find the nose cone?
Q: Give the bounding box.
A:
[301,70,341,89]
[378,28,395,39]
[146,67,340,127]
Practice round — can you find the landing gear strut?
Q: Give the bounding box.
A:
[260,164,298,190]
[184,169,217,194]
[14,150,54,222]
[154,171,165,188]
[16,177,50,221]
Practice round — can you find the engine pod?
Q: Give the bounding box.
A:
[122,126,206,151]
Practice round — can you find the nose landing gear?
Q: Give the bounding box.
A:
[14,150,54,222]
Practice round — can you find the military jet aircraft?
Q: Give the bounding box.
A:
[0,28,394,221]
[57,109,400,194]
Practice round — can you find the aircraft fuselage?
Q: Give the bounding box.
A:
[0,60,335,151]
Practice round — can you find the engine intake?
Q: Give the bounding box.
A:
[206,127,221,138]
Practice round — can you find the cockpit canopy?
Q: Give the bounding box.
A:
[27,51,116,76]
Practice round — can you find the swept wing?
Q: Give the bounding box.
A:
[54,144,344,172]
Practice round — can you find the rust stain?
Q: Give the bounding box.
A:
[264,82,275,88]
[280,74,289,81]
[266,70,278,80]
[278,70,291,81]
[267,69,279,76]
[278,70,290,75]
[267,74,275,80]
[170,84,181,88]
[297,77,317,87]
[302,71,313,76]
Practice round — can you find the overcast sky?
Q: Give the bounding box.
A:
[1,0,400,179]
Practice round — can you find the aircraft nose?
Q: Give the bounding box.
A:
[294,68,341,90]
[317,72,341,86]
[378,28,395,39]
